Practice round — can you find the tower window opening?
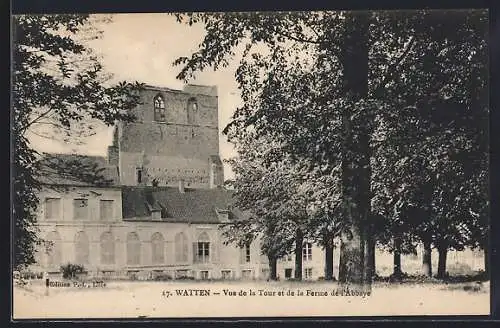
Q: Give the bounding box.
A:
[136,168,143,184]
[187,97,197,124]
[154,95,166,122]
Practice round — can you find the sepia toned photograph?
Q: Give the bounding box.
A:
[11,10,489,319]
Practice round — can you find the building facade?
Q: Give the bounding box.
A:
[31,83,484,281]
[32,84,272,280]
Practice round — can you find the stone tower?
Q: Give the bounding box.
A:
[108,84,224,189]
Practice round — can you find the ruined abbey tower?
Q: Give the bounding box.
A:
[107,84,224,189]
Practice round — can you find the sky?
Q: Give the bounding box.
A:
[28,13,243,179]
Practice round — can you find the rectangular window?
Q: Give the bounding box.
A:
[73,199,89,220]
[100,200,114,220]
[175,269,189,279]
[200,270,209,280]
[285,268,293,279]
[221,270,232,280]
[197,242,210,263]
[44,198,61,220]
[241,269,252,280]
[305,268,313,279]
[240,244,251,263]
[245,244,251,263]
[302,242,312,261]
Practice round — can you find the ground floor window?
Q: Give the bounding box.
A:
[221,270,232,280]
[175,269,189,279]
[285,268,293,279]
[200,270,209,280]
[127,270,139,280]
[101,270,115,278]
[241,269,253,280]
[304,268,313,279]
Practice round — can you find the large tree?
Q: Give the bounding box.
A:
[12,14,143,269]
[222,128,323,281]
[173,9,488,283]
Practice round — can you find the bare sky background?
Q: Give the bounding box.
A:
[27,13,241,180]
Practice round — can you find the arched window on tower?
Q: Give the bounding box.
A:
[187,97,197,124]
[154,95,166,122]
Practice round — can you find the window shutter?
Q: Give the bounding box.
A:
[192,242,197,263]
[211,241,218,263]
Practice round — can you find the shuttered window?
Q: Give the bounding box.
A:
[44,198,61,220]
[45,231,62,268]
[74,231,89,265]
[100,232,115,264]
[151,232,164,264]
[73,199,89,220]
[126,232,141,265]
[175,232,188,263]
[100,200,114,221]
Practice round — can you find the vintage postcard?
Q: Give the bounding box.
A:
[11,11,490,319]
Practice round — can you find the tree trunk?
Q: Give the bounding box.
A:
[484,247,489,276]
[337,12,371,288]
[437,245,448,279]
[268,254,277,281]
[338,239,347,282]
[324,232,334,280]
[339,225,365,285]
[294,228,303,280]
[363,224,375,283]
[422,241,432,277]
[393,237,402,279]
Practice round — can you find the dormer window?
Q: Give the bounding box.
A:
[154,95,166,122]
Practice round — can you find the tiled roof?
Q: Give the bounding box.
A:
[37,153,119,187]
[122,186,236,223]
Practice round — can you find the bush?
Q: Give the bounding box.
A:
[154,274,173,281]
[60,263,86,280]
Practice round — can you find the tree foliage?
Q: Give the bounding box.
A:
[12,14,144,269]
[174,10,488,278]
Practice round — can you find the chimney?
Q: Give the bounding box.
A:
[179,179,185,193]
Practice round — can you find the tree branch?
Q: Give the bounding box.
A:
[21,107,55,132]
[272,28,323,45]
[372,36,416,98]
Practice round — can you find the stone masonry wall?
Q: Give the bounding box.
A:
[117,86,221,186]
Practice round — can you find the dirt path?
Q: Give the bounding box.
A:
[13,280,489,318]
